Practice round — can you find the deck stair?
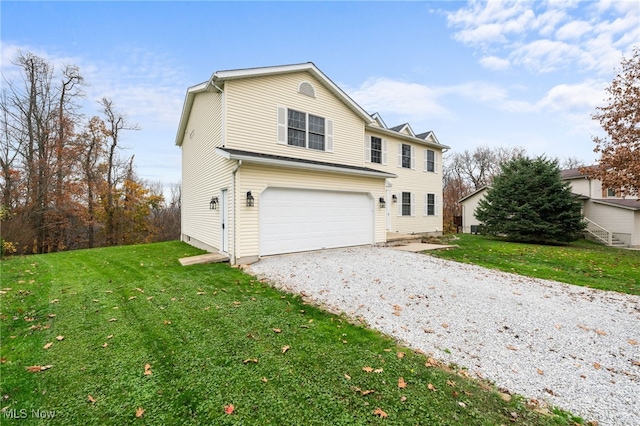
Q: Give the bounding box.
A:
[584,218,626,247]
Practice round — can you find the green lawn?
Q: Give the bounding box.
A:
[431,234,640,295]
[0,242,581,425]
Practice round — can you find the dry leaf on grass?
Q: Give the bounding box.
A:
[43,342,53,350]
[396,352,405,359]
[135,407,145,418]
[398,377,407,389]
[144,364,152,376]
[224,404,234,415]
[108,318,117,322]
[344,374,351,380]
[101,343,108,348]
[373,408,388,418]
[243,358,258,364]
[26,365,52,373]
[362,366,373,373]
[56,335,64,341]
[281,345,290,354]
[427,383,437,391]
[163,320,171,325]
[272,328,282,333]
[374,368,383,373]
[87,395,96,403]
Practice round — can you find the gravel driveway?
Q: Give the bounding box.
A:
[248,246,640,426]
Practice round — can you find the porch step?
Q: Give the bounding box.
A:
[385,233,428,247]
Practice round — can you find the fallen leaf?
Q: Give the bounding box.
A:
[631,360,640,367]
[56,335,64,341]
[425,357,439,367]
[47,314,56,318]
[423,328,434,333]
[102,343,108,348]
[400,396,407,402]
[108,318,117,322]
[88,395,96,403]
[243,358,258,364]
[594,362,601,370]
[537,369,544,375]
[281,345,290,354]
[43,342,53,350]
[344,374,351,380]
[362,366,373,373]
[458,401,467,408]
[128,296,137,301]
[134,288,144,293]
[26,365,43,372]
[396,352,405,359]
[272,328,282,333]
[144,364,152,376]
[50,299,59,304]
[427,383,437,391]
[106,335,113,339]
[398,377,407,389]
[629,340,638,346]
[261,377,268,383]
[224,404,234,415]
[506,345,518,351]
[163,320,171,325]
[147,296,153,301]
[595,329,607,336]
[373,408,388,418]
[135,407,145,418]
[373,368,383,373]
[446,380,456,387]
[196,292,205,295]
[361,389,375,395]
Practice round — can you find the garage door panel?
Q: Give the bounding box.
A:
[260,188,373,255]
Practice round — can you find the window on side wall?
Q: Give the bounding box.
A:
[366,136,387,165]
[606,188,617,197]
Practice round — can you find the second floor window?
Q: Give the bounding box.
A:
[371,137,382,164]
[398,143,415,169]
[278,106,332,152]
[425,149,436,172]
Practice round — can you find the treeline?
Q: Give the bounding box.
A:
[0,51,180,256]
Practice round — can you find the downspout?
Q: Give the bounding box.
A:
[231,160,242,264]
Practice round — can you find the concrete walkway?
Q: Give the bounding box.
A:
[179,252,229,266]
[390,242,455,252]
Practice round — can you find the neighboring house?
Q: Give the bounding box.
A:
[457,167,640,247]
[175,63,449,264]
[458,186,489,234]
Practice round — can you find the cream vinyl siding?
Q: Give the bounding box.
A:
[364,131,444,234]
[181,91,234,253]
[567,178,590,198]
[224,72,364,167]
[234,163,386,260]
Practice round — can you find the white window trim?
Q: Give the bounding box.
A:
[397,144,415,169]
[424,149,438,173]
[424,193,439,216]
[365,135,387,165]
[277,106,333,152]
[397,192,415,217]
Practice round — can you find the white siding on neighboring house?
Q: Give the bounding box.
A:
[459,188,487,233]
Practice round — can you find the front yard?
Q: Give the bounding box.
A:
[0,242,581,425]
[430,235,639,296]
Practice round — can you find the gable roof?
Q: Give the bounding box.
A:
[458,186,490,203]
[175,62,373,146]
[389,123,415,137]
[560,165,598,180]
[591,198,640,210]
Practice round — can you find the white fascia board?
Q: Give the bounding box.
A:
[175,81,217,146]
[213,62,374,124]
[368,125,451,150]
[214,148,396,179]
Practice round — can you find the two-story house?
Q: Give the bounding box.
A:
[458,167,639,247]
[175,63,448,264]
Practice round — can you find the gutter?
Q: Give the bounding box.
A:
[230,160,242,264]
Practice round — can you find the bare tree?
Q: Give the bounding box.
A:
[99,97,140,245]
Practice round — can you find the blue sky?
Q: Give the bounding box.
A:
[2,1,638,188]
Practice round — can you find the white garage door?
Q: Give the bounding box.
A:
[260,188,374,256]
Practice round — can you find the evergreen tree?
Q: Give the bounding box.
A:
[475,157,585,244]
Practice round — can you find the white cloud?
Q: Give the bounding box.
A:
[555,20,592,40]
[446,0,638,76]
[536,79,607,112]
[346,77,451,121]
[479,55,511,70]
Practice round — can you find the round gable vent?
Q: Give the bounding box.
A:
[298,82,315,98]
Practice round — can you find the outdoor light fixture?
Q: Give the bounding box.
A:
[246,191,255,207]
[392,194,398,202]
[379,197,386,208]
[209,196,219,210]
